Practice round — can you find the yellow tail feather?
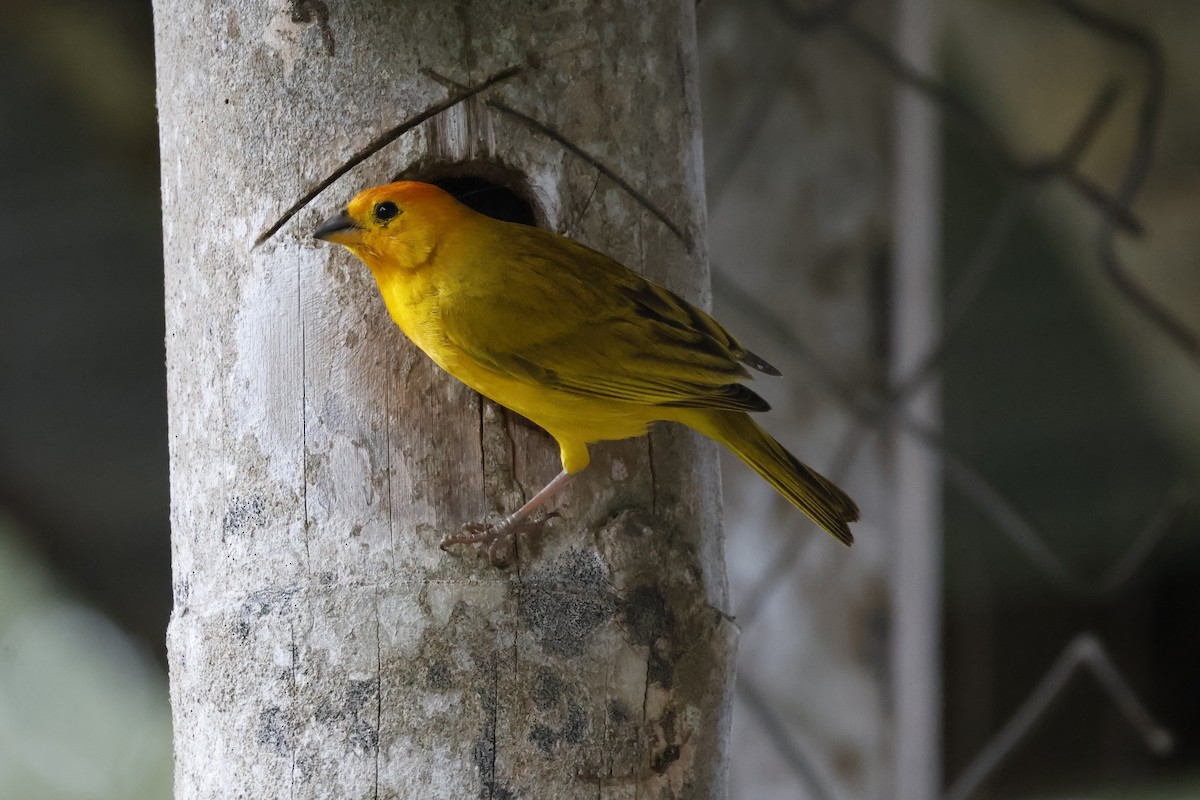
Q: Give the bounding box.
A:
[688,410,859,545]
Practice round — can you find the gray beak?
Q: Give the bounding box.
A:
[313,210,363,244]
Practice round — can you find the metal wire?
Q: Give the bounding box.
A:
[709,0,1192,796]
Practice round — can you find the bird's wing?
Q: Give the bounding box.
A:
[438,225,778,413]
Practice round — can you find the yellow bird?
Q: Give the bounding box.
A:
[314,181,858,556]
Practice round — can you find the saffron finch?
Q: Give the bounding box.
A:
[314,181,858,557]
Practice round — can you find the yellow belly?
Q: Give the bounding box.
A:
[377,273,657,473]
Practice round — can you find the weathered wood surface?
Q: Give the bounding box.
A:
[156,2,734,798]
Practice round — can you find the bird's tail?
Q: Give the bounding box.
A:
[688,410,859,545]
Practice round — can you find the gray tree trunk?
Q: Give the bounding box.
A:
[155,2,734,799]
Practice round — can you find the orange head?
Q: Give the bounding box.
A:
[313,181,473,271]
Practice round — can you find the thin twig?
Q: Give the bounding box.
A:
[422,69,691,248]
[489,99,692,247]
[254,64,523,246]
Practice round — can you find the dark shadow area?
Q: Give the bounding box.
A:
[940,78,1200,794]
[395,161,539,226]
[0,1,168,660]
[430,175,537,227]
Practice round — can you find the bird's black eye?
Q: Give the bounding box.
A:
[374,201,399,222]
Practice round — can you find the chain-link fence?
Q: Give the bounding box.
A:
[702,0,1196,796]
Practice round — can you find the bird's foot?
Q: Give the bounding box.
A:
[440,513,558,567]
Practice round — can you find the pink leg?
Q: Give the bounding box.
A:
[440,471,576,565]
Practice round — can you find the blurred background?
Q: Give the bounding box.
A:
[1,0,1197,798]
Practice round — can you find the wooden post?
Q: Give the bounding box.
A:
[155,2,734,798]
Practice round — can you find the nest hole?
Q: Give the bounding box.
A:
[395,162,539,227]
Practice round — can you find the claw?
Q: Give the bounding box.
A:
[438,470,574,567]
[439,516,553,567]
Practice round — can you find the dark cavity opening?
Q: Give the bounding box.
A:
[432,177,536,227]
[395,162,539,227]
